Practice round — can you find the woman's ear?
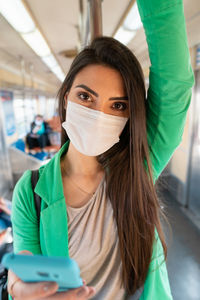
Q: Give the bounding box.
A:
[64,92,68,110]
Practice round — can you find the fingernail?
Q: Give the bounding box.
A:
[43,282,57,291]
[77,286,88,297]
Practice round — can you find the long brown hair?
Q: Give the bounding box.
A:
[57,36,167,295]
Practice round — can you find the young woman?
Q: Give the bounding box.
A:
[8,0,194,299]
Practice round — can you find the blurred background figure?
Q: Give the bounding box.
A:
[26,115,52,152]
[0,197,11,218]
[0,197,12,253]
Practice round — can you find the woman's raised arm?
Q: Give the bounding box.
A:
[136,0,194,298]
[137,0,195,182]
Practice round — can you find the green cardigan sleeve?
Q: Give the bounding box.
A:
[11,170,42,255]
[137,0,194,182]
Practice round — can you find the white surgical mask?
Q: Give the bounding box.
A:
[35,120,42,126]
[62,101,128,156]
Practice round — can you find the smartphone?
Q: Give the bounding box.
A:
[1,253,83,292]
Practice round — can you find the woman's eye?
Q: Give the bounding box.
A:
[77,92,92,102]
[112,102,127,111]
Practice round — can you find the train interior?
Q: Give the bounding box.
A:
[0,0,200,299]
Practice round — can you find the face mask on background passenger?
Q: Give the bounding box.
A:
[35,120,42,126]
[62,101,128,156]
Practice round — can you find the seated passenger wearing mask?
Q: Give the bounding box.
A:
[26,115,51,152]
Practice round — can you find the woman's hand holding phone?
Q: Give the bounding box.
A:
[7,251,96,300]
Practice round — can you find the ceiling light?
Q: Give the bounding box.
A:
[114,27,136,45]
[0,0,65,82]
[52,65,65,82]
[114,2,142,45]
[124,2,142,31]
[42,55,65,81]
[22,29,51,57]
[41,55,58,70]
[0,0,35,33]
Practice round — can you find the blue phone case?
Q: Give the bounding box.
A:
[2,253,83,292]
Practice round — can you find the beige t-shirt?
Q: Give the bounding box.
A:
[67,176,128,300]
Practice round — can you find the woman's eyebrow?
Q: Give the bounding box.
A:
[75,84,98,97]
[75,84,128,100]
[109,96,128,101]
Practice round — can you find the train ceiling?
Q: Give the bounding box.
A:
[0,0,199,91]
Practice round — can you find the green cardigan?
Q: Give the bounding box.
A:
[10,0,194,299]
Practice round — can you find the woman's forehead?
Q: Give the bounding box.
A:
[71,64,126,95]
